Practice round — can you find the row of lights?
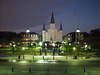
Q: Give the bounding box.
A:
[39,42,55,47]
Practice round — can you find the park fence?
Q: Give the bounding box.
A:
[0,66,100,75]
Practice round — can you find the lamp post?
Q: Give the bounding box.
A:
[13,45,16,54]
[58,45,60,55]
[73,47,77,59]
[22,47,25,59]
[52,43,55,56]
[85,44,88,54]
[45,43,47,55]
[69,43,71,45]
[39,42,42,55]
[73,47,76,54]
[76,28,80,43]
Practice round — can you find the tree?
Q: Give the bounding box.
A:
[0,31,22,44]
[90,28,100,37]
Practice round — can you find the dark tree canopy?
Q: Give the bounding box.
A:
[0,31,21,43]
[89,28,100,37]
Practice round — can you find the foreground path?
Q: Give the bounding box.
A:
[0,55,100,75]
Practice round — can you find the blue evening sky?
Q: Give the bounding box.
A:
[0,0,100,35]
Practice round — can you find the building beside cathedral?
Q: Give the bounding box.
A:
[66,28,83,43]
[42,12,63,42]
[19,29,39,42]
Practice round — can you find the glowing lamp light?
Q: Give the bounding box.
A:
[10,43,12,45]
[39,42,42,46]
[85,45,88,48]
[69,43,71,45]
[13,45,16,47]
[37,60,48,63]
[73,47,76,51]
[63,41,66,44]
[20,61,27,63]
[38,60,44,63]
[22,47,25,50]
[31,43,33,45]
[84,43,86,44]
[45,43,47,47]
[12,60,16,62]
[52,43,55,47]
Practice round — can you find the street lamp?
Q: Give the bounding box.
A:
[85,44,88,54]
[31,43,33,46]
[76,28,80,43]
[45,43,47,55]
[73,47,76,51]
[12,45,16,54]
[39,42,42,55]
[22,47,25,59]
[73,47,77,59]
[52,43,55,56]
[10,43,12,46]
[73,47,76,55]
[39,42,42,46]
[52,43,55,47]
[57,45,60,55]
[85,45,88,48]
[69,43,71,45]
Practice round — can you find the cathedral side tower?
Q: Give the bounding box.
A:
[42,23,46,41]
[59,23,63,42]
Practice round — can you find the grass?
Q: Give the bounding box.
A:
[0,47,99,56]
[0,47,12,50]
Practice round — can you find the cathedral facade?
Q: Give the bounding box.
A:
[42,12,63,42]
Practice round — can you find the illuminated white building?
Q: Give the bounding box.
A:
[67,28,83,43]
[42,12,63,42]
[19,29,38,42]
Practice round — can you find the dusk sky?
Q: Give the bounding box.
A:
[0,0,100,35]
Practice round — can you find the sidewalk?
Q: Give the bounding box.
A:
[0,69,100,75]
[0,55,100,63]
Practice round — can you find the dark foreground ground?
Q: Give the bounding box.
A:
[0,55,100,75]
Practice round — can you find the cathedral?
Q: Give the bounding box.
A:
[42,12,63,42]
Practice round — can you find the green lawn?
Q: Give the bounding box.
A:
[0,47,12,50]
[0,47,99,56]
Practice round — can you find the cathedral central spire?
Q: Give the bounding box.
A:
[51,12,55,23]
